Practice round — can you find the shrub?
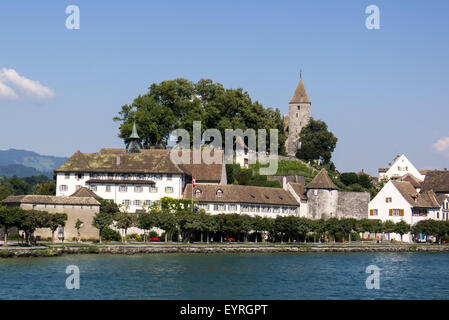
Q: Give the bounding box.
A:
[101,228,121,241]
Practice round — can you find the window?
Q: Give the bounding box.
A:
[106,185,111,192]
[134,200,141,206]
[65,173,70,179]
[108,173,114,179]
[91,173,98,179]
[119,185,127,192]
[370,209,378,216]
[195,189,201,198]
[122,199,131,206]
[77,174,84,180]
[390,209,402,216]
[134,186,143,193]
[273,207,280,213]
[59,185,68,191]
[165,186,174,193]
[199,203,209,211]
[155,175,162,180]
[90,185,97,192]
[138,174,144,180]
[217,189,223,198]
[241,205,249,212]
[167,174,172,181]
[144,200,152,206]
[149,186,158,193]
[229,204,237,211]
[386,197,392,203]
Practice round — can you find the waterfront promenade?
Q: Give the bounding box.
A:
[1,242,449,258]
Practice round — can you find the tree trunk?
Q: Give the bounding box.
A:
[124,229,127,243]
[165,232,168,243]
[207,232,210,244]
[255,232,258,243]
[348,232,352,243]
[200,232,203,243]
[3,227,7,247]
[51,231,55,244]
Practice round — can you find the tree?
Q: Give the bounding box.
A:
[155,209,177,242]
[383,220,396,241]
[136,211,157,242]
[0,206,25,246]
[370,219,383,241]
[113,78,286,153]
[340,173,359,186]
[114,212,135,243]
[296,218,312,242]
[18,210,51,244]
[358,174,373,189]
[75,219,84,242]
[93,211,115,243]
[394,221,410,242]
[48,213,67,243]
[311,219,326,242]
[325,218,343,243]
[340,218,356,242]
[33,180,56,195]
[296,118,338,164]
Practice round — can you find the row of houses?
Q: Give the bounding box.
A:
[369,154,449,242]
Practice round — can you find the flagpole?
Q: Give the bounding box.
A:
[191,176,194,212]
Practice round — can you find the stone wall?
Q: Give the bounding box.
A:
[306,189,339,220]
[337,192,370,219]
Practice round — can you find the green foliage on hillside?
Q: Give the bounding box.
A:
[0,175,55,201]
[226,164,281,188]
[113,78,286,154]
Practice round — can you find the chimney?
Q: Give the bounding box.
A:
[283,176,287,190]
[116,156,121,166]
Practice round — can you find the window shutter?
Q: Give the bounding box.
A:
[389,209,393,216]
[386,198,388,203]
[370,209,374,216]
[400,209,404,216]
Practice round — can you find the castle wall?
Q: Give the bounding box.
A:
[306,189,338,220]
[337,192,370,219]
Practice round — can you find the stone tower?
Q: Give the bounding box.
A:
[305,169,339,220]
[284,73,311,156]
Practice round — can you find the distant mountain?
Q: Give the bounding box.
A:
[0,164,52,178]
[0,148,67,177]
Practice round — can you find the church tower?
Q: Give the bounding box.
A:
[127,121,141,153]
[284,72,311,156]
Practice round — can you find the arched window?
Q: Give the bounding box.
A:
[216,189,223,198]
[195,189,201,198]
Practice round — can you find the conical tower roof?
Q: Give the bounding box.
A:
[306,169,338,190]
[289,79,310,104]
[129,121,140,139]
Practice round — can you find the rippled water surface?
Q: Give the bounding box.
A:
[1,252,448,299]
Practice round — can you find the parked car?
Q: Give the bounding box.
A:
[149,237,160,242]
[228,237,235,242]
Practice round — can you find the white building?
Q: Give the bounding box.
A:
[369,180,441,242]
[55,147,226,213]
[183,183,301,218]
[378,154,425,182]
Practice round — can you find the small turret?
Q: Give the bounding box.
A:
[127,121,141,153]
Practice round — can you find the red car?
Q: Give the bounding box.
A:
[228,237,235,242]
[149,237,160,242]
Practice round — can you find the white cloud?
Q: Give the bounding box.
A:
[432,137,449,157]
[0,68,55,100]
[0,81,18,100]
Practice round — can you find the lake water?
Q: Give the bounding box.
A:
[1,252,448,299]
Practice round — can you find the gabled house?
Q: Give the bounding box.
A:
[368,180,441,242]
[378,154,425,182]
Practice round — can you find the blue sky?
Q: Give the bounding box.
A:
[0,0,448,175]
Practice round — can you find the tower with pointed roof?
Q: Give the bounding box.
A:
[127,121,141,153]
[305,169,339,220]
[284,71,311,156]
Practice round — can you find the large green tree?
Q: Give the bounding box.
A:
[296,118,338,164]
[114,78,286,153]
